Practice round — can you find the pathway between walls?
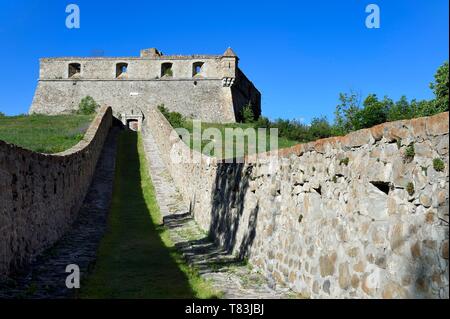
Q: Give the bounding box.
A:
[142,127,296,299]
[0,129,118,299]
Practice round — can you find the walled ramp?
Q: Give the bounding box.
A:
[0,128,118,298]
[0,106,113,281]
[142,125,295,298]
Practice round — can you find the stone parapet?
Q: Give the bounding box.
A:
[0,106,113,279]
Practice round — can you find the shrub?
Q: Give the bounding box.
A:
[253,116,271,129]
[0,112,5,118]
[157,104,185,128]
[406,182,415,196]
[433,158,445,172]
[157,104,169,116]
[404,143,415,161]
[272,118,312,142]
[339,157,349,166]
[241,103,255,123]
[78,96,98,115]
[309,116,332,140]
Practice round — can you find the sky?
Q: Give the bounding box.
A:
[0,0,448,123]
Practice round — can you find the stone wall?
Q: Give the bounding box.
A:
[30,79,236,123]
[0,106,112,279]
[143,108,449,299]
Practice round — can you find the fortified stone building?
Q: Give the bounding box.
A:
[30,47,261,125]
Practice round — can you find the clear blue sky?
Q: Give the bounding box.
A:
[0,0,448,122]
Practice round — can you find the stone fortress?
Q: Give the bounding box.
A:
[29,47,261,125]
[0,47,448,299]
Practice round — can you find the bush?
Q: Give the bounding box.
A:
[339,157,349,166]
[0,112,5,118]
[78,96,98,115]
[241,103,255,123]
[157,104,169,117]
[157,104,185,128]
[433,158,445,172]
[406,182,415,196]
[253,116,271,129]
[404,143,415,161]
[309,116,332,140]
[272,118,312,142]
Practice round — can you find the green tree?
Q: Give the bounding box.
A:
[253,116,271,128]
[333,91,362,135]
[241,103,255,123]
[387,95,414,121]
[358,94,389,128]
[309,116,332,139]
[430,61,449,112]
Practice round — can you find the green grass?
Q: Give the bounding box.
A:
[79,131,220,299]
[0,114,93,153]
[179,119,298,158]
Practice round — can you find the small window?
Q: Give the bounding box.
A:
[116,63,128,78]
[68,63,81,78]
[192,62,204,77]
[161,62,173,77]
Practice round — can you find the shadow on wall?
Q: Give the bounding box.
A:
[163,162,258,273]
[208,163,258,259]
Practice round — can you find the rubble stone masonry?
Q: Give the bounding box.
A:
[0,106,112,278]
[144,109,449,298]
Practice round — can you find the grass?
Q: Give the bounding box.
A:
[178,119,298,158]
[79,131,220,299]
[0,114,93,153]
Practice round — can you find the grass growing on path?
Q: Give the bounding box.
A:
[0,114,93,153]
[79,131,219,299]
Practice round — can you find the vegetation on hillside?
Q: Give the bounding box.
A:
[0,113,93,153]
[79,132,220,298]
[256,61,449,141]
[158,105,298,157]
[159,62,448,157]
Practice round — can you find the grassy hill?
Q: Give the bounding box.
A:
[0,114,94,153]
